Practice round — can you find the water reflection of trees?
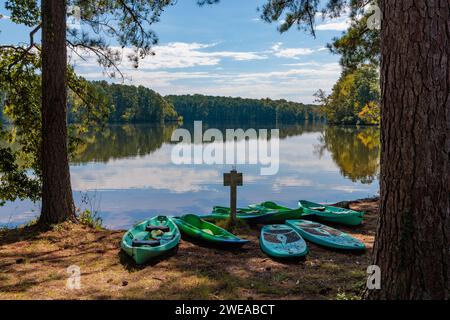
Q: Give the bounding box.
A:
[73,121,326,164]
[72,124,179,163]
[315,126,380,184]
[180,120,326,140]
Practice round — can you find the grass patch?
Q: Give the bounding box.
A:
[215,218,251,234]
[77,209,103,229]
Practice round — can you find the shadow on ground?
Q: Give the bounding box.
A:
[0,199,378,300]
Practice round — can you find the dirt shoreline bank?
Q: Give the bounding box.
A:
[0,198,379,300]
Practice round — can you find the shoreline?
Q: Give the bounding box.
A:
[0,198,379,300]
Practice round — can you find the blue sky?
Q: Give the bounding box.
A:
[0,0,351,103]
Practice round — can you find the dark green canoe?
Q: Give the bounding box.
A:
[173,214,249,247]
[260,224,308,259]
[286,219,366,251]
[248,201,303,222]
[121,216,181,265]
[299,200,364,226]
[203,206,278,223]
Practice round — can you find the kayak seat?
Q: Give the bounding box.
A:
[161,233,176,240]
[285,231,302,243]
[266,228,291,234]
[132,239,161,247]
[322,227,343,237]
[145,225,170,233]
[301,227,331,237]
[297,222,323,228]
[263,233,281,243]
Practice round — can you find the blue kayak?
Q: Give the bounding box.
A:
[286,219,365,251]
[260,224,308,259]
[121,216,181,264]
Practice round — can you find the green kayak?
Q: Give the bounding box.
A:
[260,224,308,259]
[286,220,366,251]
[299,200,364,226]
[248,201,303,222]
[173,214,249,247]
[204,206,278,223]
[121,216,181,265]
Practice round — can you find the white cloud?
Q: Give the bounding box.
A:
[315,8,352,31]
[330,185,372,193]
[0,14,10,20]
[272,177,314,192]
[75,60,341,103]
[71,40,342,103]
[70,42,267,71]
[271,42,315,59]
[316,19,351,31]
[71,147,221,193]
[72,165,219,193]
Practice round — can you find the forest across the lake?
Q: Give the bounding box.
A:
[2,74,380,126]
[64,81,324,125]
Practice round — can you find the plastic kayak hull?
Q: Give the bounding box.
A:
[286,219,365,251]
[249,201,303,222]
[203,206,278,224]
[121,216,180,265]
[260,224,308,259]
[299,200,364,226]
[173,214,249,247]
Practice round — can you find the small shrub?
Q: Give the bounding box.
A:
[77,209,103,229]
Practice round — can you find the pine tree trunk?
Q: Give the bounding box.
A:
[370,1,450,299]
[39,0,76,224]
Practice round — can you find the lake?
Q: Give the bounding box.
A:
[0,121,380,229]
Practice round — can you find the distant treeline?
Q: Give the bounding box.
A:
[68,81,179,124]
[166,94,322,122]
[3,81,323,125]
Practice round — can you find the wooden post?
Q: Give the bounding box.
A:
[223,169,243,225]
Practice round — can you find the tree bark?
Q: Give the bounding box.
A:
[39,0,76,224]
[370,1,450,299]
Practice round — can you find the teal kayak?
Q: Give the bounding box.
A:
[204,206,277,223]
[299,200,364,226]
[173,214,249,247]
[249,201,303,222]
[260,224,308,259]
[121,216,181,264]
[286,219,366,251]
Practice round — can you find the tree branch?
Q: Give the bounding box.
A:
[67,39,125,80]
[7,23,41,71]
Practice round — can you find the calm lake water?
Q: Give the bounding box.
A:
[0,121,380,229]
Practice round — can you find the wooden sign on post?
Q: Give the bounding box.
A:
[223,169,243,225]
